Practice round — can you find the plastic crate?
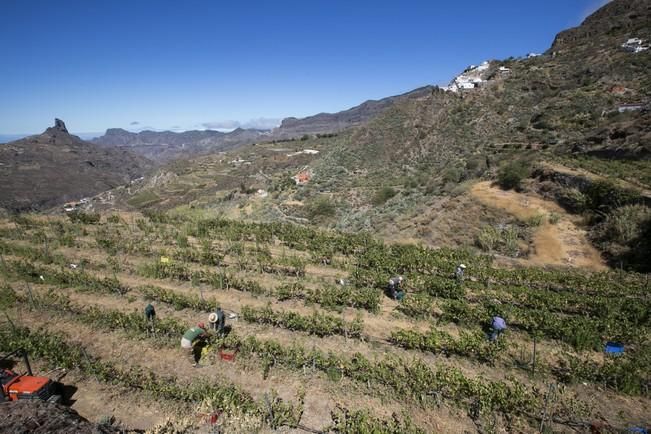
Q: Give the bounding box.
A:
[604,342,625,355]
[219,349,237,362]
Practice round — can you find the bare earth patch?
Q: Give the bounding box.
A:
[470,181,606,270]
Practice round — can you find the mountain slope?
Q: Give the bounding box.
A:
[317,0,651,182]
[272,85,436,138]
[0,119,151,212]
[93,86,436,163]
[103,0,650,270]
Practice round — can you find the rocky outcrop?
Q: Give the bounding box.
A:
[0,119,152,212]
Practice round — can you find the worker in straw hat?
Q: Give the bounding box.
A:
[181,323,209,367]
[455,263,467,283]
[208,306,225,336]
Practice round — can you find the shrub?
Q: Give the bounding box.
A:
[476,225,521,257]
[67,211,101,225]
[372,187,397,206]
[585,180,642,215]
[596,205,651,245]
[497,161,530,190]
[557,187,588,213]
[307,197,336,220]
[525,214,545,227]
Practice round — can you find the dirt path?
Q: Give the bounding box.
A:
[470,181,606,270]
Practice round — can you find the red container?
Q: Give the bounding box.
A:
[219,349,237,361]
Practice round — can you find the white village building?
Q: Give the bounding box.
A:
[443,61,490,93]
[622,38,650,53]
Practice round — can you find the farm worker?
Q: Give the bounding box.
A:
[455,264,466,282]
[181,323,209,367]
[388,276,405,301]
[208,307,225,335]
[490,316,507,341]
[144,303,156,322]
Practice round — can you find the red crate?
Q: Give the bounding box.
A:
[219,349,237,361]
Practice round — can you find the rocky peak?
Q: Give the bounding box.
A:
[53,118,68,133]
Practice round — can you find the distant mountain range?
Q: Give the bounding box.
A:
[92,127,269,163]
[91,85,436,162]
[0,119,151,212]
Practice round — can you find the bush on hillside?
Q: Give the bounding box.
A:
[67,211,100,225]
[497,161,530,190]
[585,180,642,215]
[593,204,651,272]
[372,187,397,206]
[307,197,336,220]
[595,205,651,245]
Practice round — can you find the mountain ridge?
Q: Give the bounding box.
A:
[0,119,152,212]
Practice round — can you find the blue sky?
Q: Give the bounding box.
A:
[0,0,610,135]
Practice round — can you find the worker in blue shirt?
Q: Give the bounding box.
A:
[490,315,507,341]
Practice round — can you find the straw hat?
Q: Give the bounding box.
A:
[208,313,218,323]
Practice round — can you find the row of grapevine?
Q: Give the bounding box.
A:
[390,328,507,363]
[241,304,363,338]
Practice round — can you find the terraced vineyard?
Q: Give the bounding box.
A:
[1,211,649,433]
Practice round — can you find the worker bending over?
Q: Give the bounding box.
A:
[181,323,209,367]
[490,315,507,341]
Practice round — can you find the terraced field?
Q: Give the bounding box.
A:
[1,212,649,433]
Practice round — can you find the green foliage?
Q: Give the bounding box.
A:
[138,261,194,281]
[525,214,545,227]
[476,225,521,256]
[139,285,215,312]
[555,345,651,396]
[390,327,506,363]
[0,285,16,310]
[330,407,424,434]
[497,161,530,190]
[397,292,435,319]
[107,214,122,224]
[241,304,363,338]
[67,211,101,225]
[585,180,642,214]
[306,197,336,220]
[224,334,538,414]
[34,291,184,344]
[372,187,397,206]
[595,204,651,245]
[0,326,302,429]
[3,260,129,295]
